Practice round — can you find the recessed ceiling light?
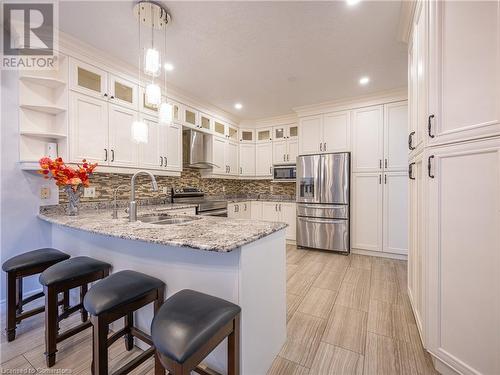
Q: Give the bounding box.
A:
[346,0,361,5]
[359,76,370,85]
[234,103,243,110]
[164,63,174,71]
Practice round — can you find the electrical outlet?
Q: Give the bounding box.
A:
[222,186,226,193]
[40,187,50,200]
[162,187,169,194]
[83,187,96,198]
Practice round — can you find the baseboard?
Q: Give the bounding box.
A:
[351,248,408,261]
[431,354,462,375]
[0,287,43,308]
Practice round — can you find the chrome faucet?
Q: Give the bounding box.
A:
[129,170,158,222]
[111,185,128,219]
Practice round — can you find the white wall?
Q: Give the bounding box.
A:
[0,71,57,301]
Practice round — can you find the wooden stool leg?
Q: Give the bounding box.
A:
[154,352,165,375]
[124,312,134,351]
[80,283,88,322]
[16,277,23,315]
[227,315,240,375]
[6,272,17,342]
[91,315,109,375]
[63,290,70,313]
[44,285,58,367]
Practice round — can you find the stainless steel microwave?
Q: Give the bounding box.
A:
[273,165,296,181]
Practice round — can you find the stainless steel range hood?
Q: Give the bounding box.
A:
[182,129,219,169]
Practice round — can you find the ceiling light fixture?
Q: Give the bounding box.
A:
[346,0,361,6]
[134,1,172,129]
[359,76,370,85]
[234,103,243,110]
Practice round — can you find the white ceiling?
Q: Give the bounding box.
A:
[59,1,407,120]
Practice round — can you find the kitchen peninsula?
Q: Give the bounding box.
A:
[38,204,287,375]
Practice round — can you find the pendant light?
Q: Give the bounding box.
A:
[159,11,172,125]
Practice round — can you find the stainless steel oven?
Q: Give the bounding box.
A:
[273,165,296,181]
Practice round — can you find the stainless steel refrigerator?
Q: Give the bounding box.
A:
[296,152,350,253]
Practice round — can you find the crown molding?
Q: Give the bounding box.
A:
[397,0,417,43]
[57,31,240,125]
[292,87,408,118]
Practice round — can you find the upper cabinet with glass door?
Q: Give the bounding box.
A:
[273,124,298,142]
[139,86,158,116]
[70,58,108,99]
[183,106,199,128]
[239,129,255,143]
[256,128,272,143]
[227,124,238,141]
[214,120,226,138]
[200,113,213,132]
[108,74,138,110]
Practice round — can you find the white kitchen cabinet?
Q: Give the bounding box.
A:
[351,172,383,252]
[273,124,298,165]
[69,92,109,164]
[260,202,296,241]
[426,137,500,375]
[108,104,138,167]
[408,151,425,337]
[299,111,350,155]
[351,105,384,172]
[226,141,239,175]
[382,171,408,254]
[171,101,183,124]
[212,137,226,175]
[298,115,322,155]
[69,58,108,99]
[183,105,199,128]
[239,129,255,143]
[384,102,409,171]
[199,113,212,131]
[138,116,163,170]
[239,143,256,176]
[250,201,262,220]
[139,86,158,117]
[322,111,351,153]
[165,122,182,171]
[228,202,251,219]
[255,142,273,177]
[261,202,279,222]
[427,1,500,146]
[108,74,138,111]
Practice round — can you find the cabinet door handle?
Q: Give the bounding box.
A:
[428,155,435,178]
[104,149,108,161]
[379,159,382,169]
[384,174,387,184]
[110,95,115,99]
[408,131,416,150]
[164,156,167,167]
[428,115,435,138]
[324,142,326,151]
[240,167,242,174]
[279,204,282,211]
[379,174,381,184]
[111,149,115,162]
[244,203,247,210]
[160,156,163,166]
[384,159,388,168]
[104,93,108,98]
[283,154,286,161]
[320,143,323,152]
[409,162,416,180]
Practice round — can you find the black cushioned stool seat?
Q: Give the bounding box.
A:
[84,270,165,315]
[83,270,165,375]
[39,256,111,367]
[151,289,241,375]
[2,248,70,342]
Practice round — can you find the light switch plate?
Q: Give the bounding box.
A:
[83,187,96,198]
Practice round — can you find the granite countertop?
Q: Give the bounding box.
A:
[225,197,296,203]
[38,204,287,253]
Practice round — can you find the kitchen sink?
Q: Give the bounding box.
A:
[137,214,200,225]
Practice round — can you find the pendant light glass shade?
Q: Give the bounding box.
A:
[144,48,161,76]
[131,120,148,144]
[145,83,162,106]
[159,101,173,125]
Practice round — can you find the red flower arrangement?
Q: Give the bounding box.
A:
[38,157,98,191]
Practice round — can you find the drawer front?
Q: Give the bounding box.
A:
[297,217,349,252]
[297,204,349,219]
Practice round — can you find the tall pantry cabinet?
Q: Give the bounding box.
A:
[407,2,500,375]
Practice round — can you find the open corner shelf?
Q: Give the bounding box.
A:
[20,131,67,139]
[20,104,67,115]
[19,75,66,89]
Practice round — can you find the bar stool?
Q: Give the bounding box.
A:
[2,248,70,341]
[39,256,111,367]
[151,289,241,375]
[83,270,165,375]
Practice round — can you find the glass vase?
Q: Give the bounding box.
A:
[65,185,82,216]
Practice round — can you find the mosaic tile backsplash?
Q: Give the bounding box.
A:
[59,169,296,203]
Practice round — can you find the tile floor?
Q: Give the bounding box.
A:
[0,246,437,374]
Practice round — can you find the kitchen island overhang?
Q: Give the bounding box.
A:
[38,209,287,375]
